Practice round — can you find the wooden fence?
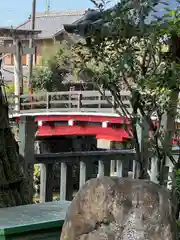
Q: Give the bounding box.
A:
[35,148,180,203]
[35,149,135,202]
[8,90,132,114]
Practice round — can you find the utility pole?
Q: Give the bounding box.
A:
[46,0,50,11]
[14,38,23,112]
[28,0,36,93]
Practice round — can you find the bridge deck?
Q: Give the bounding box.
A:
[9,111,121,118]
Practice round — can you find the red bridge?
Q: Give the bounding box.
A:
[9,91,132,146]
[9,90,179,146]
[20,112,131,142]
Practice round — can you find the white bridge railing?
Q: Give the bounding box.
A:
[8,90,132,115]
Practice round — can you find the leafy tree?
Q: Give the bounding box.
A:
[65,0,180,187]
[32,42,76,92]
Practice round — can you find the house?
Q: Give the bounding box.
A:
[2,10,86,83]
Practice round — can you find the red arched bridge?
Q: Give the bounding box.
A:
[9,90,133,143]
[8,90,179,144]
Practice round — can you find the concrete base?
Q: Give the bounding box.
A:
[97,139,123,149]
[97,139,112,149]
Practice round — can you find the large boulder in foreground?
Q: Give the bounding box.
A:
[61,177,176,240]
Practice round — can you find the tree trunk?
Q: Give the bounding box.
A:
[0,86,30,207]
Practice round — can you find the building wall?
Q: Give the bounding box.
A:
[3,38,55,67]
[3,39,30,65]
[35,39,54,65]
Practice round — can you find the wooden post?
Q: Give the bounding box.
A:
[128,171,133,178]
[68,91,72,108]
[116,160,123,177]
[39,164,46,203]
[60,161,73,200]
[46,92,50,110]
[79,161,86,188]
[98,93,101,109]
[60,162,67,201]
[19,116,36,203]
[37,141,54,202]
[148,157,158,183]
[132,159,136,179]
[77,93,82,110]
[98,160,104,177]
[110,160,116,176]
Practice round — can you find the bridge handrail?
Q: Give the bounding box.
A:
[35,148,179,202]
[35,147,180,163]
[8,90,132,114]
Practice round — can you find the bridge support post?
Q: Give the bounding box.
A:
[110,160,116,176]
[79,158,95,187]
[39,163,46,203]
[19,116,36,203]
[60,162,67,201]
[79,161,86,188]
[60,161,73,201]
[98,160,104,177]
[116,160,123,177]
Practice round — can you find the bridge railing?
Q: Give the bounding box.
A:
[35,148,179,203]
[35,149,136,202]
[8,90,132,114]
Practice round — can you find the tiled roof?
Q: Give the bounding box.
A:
[16,10,86,39]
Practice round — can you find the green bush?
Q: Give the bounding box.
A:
[34,164,40,195]
[34,164,40,178]
[32,42,75,92]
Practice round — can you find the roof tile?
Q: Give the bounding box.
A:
[17,9,86,39]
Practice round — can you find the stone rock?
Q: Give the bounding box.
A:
[61,177,176,240]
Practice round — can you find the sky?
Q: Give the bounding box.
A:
[0,0,179,27]
[0,0,94,27]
